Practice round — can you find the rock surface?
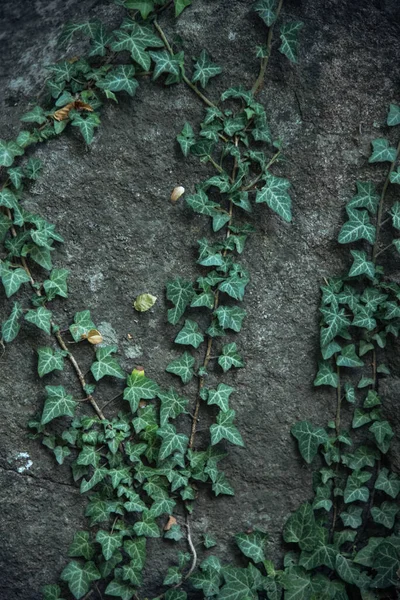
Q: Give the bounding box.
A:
[1,0,400,598]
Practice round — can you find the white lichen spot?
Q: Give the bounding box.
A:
[15,452,33,473]
[89,271,104,292]
[123,343,143,360]
[228,31,237,41]
[97,321,119,346]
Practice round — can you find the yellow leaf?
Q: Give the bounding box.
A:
[134,293,157,312]
[86,329,103,345]
[132,366,145,377]
[170,186,185,202]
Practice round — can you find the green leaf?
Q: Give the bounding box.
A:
[369,420,394,453]
[68,531,95,561]
[175,319,204,348]
[71,113,100,144]
[133,509,160,537]
[111,23,163,71]
[369,138,397,163]
[254,0,277,26]
[177,122,195,156]
[21,105,47,124]
[28,243,53,270]
[1,267,30,298]
[336,344,364,368]
[313,362,338,388]
[341,505,363,528]
[283,503,317,551]
[24,307,52,334]
[166,351,195,384]
[335,555,368,586]
[354,537,383,567]
[210,409,244,446]
[124,538,146,570]
[387,103,400,126]
[124,0,154,19]
[61,560,100,599]
[256,173,292,222]
[279,22,303,63]
[390,201,400,229]
[2,301,23,343]
[203,533,217,548]
[165,591,187,600]
[374,468,400,498]
[158,387,188,427]
[166,277,194,325]
[338,207,375,244]
[218,342,244,371]
[348,250,375,279]
[69,310,96,342]
[0,212,12,242]
[157,423,189,459]
[347,181,379,214]
[149,50,183,80]
[43,268,69,300]
[192,50,222,88]
[344,470,371,503]
[389,167,400,184]
[371,539,400,588]
[104,579,135,600]
[291,421,328,463]
[42,584,63,600]
[215,305,246,332]
[97,65,138,96]
[123,370,159,412]
[218,269,249,301]
[41,386,77,425]
[96,530,122,561]
[235,530,268,563]
[371,502,399,529]
[91,345,125,381]
[0,139,24,167]
[207,384,235,412]
[175,0,191,16]
[186,188,220,216]
[38,347,65,377]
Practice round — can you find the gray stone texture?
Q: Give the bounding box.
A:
[1,0,400,598]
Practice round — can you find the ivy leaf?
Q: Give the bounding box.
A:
[133,510,160,537]
[1,267,30,298]
[207,383,235,412]
[21,105,48,124]
[369,420,394,453]
[186,188,220,216]
[43,268,69,301]
[0,139,24,167]
[371,502,399,529]
[218,269,249,301]
[279,22,303,63]
[354,537,383,567]
[215,305,246,332]
[335,555,369,586]
[175,319,204,348]
[97,65,138,96]
[149,50,183,80]
[177,122,195,157]
[175,0,192,17]
[24,307,52,334]
[165,591,187,600]
[348,250,375,279]
[256,173,292,222]
[91,345,125,381]
[283,503,317,551]
[124,0,154,19]
[291,421,328,463]
[340,505,363,529]
[111,23,164,71]
[369,138,397,163]
[254,0,277,27]
[313,362,338,388]
[374,468,400,498]
[158,388,188,427]
[347,181,379,214]
[235,530,268,563]
[387,103,400,126]
[338,208,375,244]
[390,167,400,184]
[41,386,77,425]
[69,310,96,342]
[157,423,189,460]
[371,539,400,588]
[124,538,146,570]
[192,50,222,88]
[123,369,159,413]
[89,23,114,57]
[166,277,194,325]
[42,584,63,600]
[2,301,23,343]
[352,306,376,331]
[218,342,244,372]
[210,409,244,446]
[344,470,371,503]
[166,351,195,384]
[60,560,100,599]
[71,112,100,144]
[390,201,400,229]
[96,530,122,561]
[336,344,364,368]
[104,579,135,600]
[38,347,65,377]
[68,531,95,561]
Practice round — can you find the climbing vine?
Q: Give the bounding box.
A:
[0,1,398,599]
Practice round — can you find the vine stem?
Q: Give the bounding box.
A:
[252,0,284,95]
[4,208,107,421]
[153,20,217,109]
[329,362,341,540]
[372,139,400,264]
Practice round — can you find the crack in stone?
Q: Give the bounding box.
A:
[0,464,80,492]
